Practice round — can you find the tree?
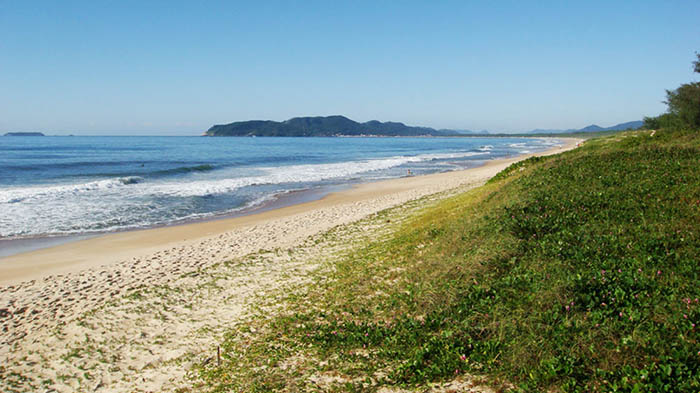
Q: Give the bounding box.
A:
[646,53,700,130]
[664,53,700,129]
[665,81,700,128]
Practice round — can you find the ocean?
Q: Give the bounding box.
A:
[0,136,560,242]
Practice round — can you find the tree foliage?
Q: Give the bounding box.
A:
[665,81,700,128]
[645,52,700,130]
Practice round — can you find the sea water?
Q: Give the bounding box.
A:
[0,136,560,239]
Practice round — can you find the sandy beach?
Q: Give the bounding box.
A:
[0,138,580,392]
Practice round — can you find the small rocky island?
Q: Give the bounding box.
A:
[4,132,45,136]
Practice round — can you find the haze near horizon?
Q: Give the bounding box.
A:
[1,1,699,135]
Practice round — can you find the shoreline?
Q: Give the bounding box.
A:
[0,137,580,392]
[0,139,538,258]
[0,184,349,259]
[0,138,579,286]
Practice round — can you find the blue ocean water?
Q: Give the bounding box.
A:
[0,136,560,239]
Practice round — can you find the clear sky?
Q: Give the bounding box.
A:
[1,1,699,135]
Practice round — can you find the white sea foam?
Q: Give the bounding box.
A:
[0,152,484,237]
[0,147,533,238]
[0,153,481,203]
[537,138,563,146]
[0,177,143,204]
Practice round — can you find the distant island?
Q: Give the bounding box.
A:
[204,116,458,137]
[205,116,643,137]
[524,120,644,135]
[461,120,644,136]
[4,132,45,137]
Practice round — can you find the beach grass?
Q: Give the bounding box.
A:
[196,128,700,392]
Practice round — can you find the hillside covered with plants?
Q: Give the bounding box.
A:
[197,56,700,392]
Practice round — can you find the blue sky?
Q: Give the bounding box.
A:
[1,1,699,135]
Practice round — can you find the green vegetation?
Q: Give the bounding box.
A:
[195,54,700,392]
[196,128,700,392]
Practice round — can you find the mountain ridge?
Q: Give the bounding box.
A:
[205,115,458,137]
[204,116,643,137]
[524,120,643,134]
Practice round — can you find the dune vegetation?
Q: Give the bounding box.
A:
[195,56,700,392]
[195,127,699,392]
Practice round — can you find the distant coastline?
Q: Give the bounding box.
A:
[204,115,642,137]
[4,132,45,137]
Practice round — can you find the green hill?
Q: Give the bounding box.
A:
[201,128,700,392]
[204,115,457,137]
[200,53,700,392]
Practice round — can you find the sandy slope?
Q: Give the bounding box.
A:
[0,139,579,392]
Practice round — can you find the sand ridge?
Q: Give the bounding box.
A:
[0,139,580,392]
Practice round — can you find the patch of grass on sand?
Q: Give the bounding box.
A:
[197,129,700,392]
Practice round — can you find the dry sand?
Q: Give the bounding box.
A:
[0,138,580,392]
